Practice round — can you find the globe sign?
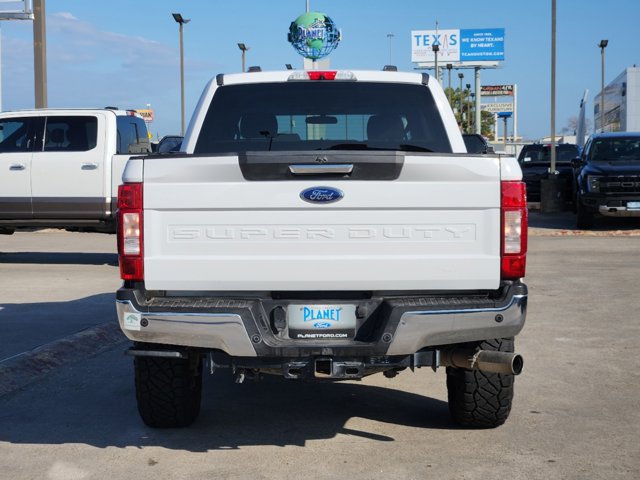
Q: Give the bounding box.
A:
[288,11,341,60]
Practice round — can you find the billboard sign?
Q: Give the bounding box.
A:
[481,85,514,96]
[137,109,154,122]
[459,29,505,62]
[410,29,460,63]
[412,28,504,64]
[481,102,514,114]
[0,0,33,20]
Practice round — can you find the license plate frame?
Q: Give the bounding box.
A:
[287,304,357,340]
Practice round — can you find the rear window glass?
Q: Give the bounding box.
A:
[463,134,487,154]
[195,81,452,154]
[518,144,579,164]
[117,116,151,154]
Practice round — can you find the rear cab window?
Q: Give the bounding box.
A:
[194,81,452,154]
[117,116,151,154]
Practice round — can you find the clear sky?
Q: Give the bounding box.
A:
[1,0,639,140]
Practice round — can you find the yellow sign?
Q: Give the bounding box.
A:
[137,109,154,122]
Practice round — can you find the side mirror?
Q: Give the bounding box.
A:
[571,156,583,168]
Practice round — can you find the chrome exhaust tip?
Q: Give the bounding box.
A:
[440,349,524,375]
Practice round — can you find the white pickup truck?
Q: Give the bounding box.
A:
[0,108,150,234]
[116,69,528,429]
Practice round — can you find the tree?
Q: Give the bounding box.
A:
[562,116,592,135]
[444,87,495,139]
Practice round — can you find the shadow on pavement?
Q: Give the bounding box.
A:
[0,349,458,450]
[0,251,117,266]
[0,293,117,361]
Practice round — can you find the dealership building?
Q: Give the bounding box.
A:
[595,66,640,132]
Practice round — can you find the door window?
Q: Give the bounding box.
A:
[0,118,32,153]
[43,116,98,152]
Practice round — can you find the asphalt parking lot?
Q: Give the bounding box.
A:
[1,213,640,479]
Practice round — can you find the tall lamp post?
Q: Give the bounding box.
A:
[33,0,46,108]
[238,43,249,73]
[466,83,471,133]
[458,72,464,127]
[172,13,190,137]
[470,92,476,133]
[432,43,439,83]
[386,33,394,65]
[541,0,561,212]
[446,64,452,103]
[599,39,608,132]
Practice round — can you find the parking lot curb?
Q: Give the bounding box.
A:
[529,228,640,237]
[0,322,127,398]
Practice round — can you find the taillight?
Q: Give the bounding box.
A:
[501,181,528,279]
[307,70,338,80]
[287,70,357,81]
[117,183,144,281]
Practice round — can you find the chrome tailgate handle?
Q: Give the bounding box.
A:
[289,164,354,175]
[9,164,26,171]
[81,162,98,170]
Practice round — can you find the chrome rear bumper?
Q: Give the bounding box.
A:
[116,283,527,358]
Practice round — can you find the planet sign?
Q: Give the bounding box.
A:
[288,11,341,60]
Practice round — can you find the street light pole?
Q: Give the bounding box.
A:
[466,83,471,134]
[470,92,476,133]
[541,0,562,213]
[432,44,439,83]
[599,39,608,132]
[550,0,556,173]
[238,43,249,73]
[386,33,394,65]
[33,0,47,108]
[458,72,464,127]
[446,64,452,104]
[503,115,509,149]
[172,13,190,137]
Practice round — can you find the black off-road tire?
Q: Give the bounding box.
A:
[446,337,515,429]
[134,352,203,428]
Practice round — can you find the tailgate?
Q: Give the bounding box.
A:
[142,153,501,291]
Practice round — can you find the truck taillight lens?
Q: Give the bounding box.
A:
[117,183,143,281]
[501,181,528,280]
[287,70,357,81]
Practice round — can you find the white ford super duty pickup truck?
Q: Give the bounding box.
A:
[0,108,150,235]
[115,69,528,429]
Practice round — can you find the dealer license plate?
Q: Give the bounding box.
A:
[287,304,357,339]
[627,201,640,210]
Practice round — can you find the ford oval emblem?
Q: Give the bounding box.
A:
[300,186,344,204]
[313,322,332,329]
